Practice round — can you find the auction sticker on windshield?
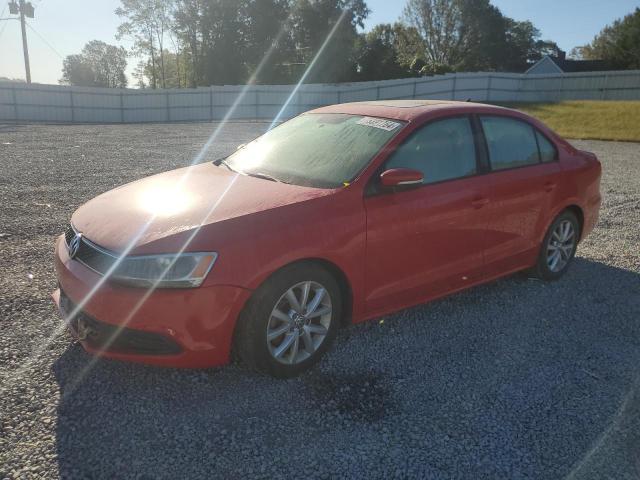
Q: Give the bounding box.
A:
[356,117,401,131]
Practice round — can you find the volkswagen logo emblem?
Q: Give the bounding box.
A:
[68,232,82,259]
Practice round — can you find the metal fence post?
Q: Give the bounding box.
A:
[119,90,124,123]
[517,75,524,102]
[376,86,381,100]
[69,89,75,123]
[209,88,214,121]
[486,74,493,102]
[412,79,417,99]
[255,89,259,119]
[601,74,609,100]
[11,84,18,122]
[166,91,171,122]
[451,75,457,100]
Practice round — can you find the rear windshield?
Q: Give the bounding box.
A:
[224,113,405,188]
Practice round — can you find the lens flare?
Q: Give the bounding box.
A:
[138,184,193,217]
[268,8,350,130]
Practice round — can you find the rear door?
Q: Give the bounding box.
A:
[478,115,562,277]
[363,116,492,315]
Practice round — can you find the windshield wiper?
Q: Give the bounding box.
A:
[217,159,237,172]
[216,161,284,183]
[244,172,282,183]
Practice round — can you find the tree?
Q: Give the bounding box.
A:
[60,41,128,88]
[501,19,559,71]
[456,0,507,71]
[116,0,176,88]
[135,49,190,88]
[171,0,370,86]
[355,23,424,80]
[174,0,251,86]
[243,0,294,84]
[572,8,640,69]
[402,0,559,73]
[200,0,249,85]
[402,0,463,71]
[173,0,205,87]
[288,0,370,83]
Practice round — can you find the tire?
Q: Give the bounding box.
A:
[234,262,342,378]
[530,210,580,281]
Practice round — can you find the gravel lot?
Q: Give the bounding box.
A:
[0,122,639,479]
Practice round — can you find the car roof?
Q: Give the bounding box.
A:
[309,100,515,122]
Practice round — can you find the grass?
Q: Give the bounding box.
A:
[500,101,640,142]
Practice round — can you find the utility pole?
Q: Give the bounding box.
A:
[6,1,34,83]
[19,0,31,83]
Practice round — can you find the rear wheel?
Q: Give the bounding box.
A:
[234,263,342,378]
[531,210,579,280]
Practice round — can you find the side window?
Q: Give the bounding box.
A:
[536,130,557,163]
[385,117,477,185]
[480,116,540,170]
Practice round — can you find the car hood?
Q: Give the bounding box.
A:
[71,162,334,252]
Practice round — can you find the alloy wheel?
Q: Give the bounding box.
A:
[266,281,332,365]
[546,220,576,273]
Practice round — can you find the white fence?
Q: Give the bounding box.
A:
[1,70,639,124]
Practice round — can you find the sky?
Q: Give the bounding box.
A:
[0,0,638,85]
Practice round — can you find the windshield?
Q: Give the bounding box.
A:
[224,113,405,188]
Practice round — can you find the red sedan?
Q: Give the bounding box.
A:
[53,100,601,377]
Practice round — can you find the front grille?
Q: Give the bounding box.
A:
[60,289,182,356]
[65,224,117,275]
[64,224,75,245]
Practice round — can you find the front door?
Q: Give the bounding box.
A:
[364,116,491,316]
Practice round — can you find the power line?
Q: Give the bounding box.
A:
[25,20,63,59]
[0,7,9,40]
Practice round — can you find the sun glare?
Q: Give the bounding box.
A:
[138,184,193,217]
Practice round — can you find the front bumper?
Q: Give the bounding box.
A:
[52,235,252,368]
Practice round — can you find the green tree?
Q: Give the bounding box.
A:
[173,0,205,87]
[135,49,191,88]
[572,8,640,69]
[288,0,370,83]
[116,0,176,88]
[402,0,558,73]
[244,0,295,84]
[355,23,425,80]
[174,0,251,86]
[201,0,249,85]
[402,0,463,71]
[456,0,506,71]
[172,0,370,85]
[60,41,128,88]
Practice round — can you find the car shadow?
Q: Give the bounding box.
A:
[52,257,640,479]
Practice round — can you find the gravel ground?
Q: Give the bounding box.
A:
[0,123,639,480]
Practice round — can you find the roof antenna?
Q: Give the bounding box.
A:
[466,98,472,102]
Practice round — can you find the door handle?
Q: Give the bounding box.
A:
[544,182,557,192]
[471,197,489,209]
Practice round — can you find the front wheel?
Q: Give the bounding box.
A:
[234,263,342,378]
[531,210,579,281]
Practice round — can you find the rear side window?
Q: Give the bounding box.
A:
[385,117,477,185]
[536,131,557,162]
[480,116,539,170]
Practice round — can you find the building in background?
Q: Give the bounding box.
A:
[525,51,613,75]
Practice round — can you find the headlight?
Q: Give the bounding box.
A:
[111,252,218,288]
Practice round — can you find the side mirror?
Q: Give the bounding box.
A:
[380,168,423,189]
